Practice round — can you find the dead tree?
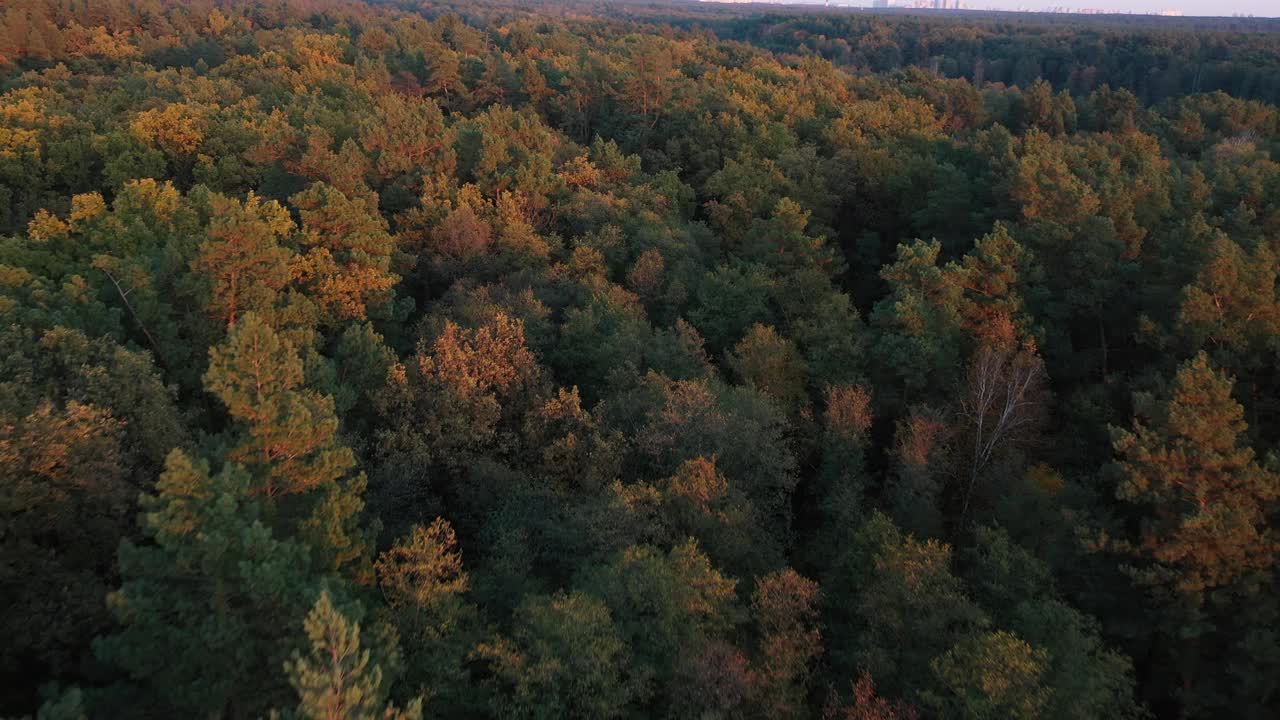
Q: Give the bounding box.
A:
[957,342,1047,523]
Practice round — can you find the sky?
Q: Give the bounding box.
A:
[777,0,1280,17]
[953,0,1276,15]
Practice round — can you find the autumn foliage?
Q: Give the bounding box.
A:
[2,1,1279,719]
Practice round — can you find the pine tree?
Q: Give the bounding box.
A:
[280,591,423,720]
[203,313,370,576]
[1112,352,1279,596]
[1111,352,1280,715]
[358,95,454,181]
[204,313,354,498]
[375,519,479,713]
[188,191,295,329]
[290,183,399,324]
[95,451,316,717]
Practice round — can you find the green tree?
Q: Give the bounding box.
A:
[1109,353,1279,715]
[962,526,1141,720]
[824,513,987,700]
[751,568,823,718]
[204,313,354,498]
[95,451,316,718]
[689,264,775,355]
[0,402,132,711]
[1112,352,1278,597]
[188,191,295,329]
[358,95,455,182]
[579,540,739,700]
[203,314,370,576]
[374,519,479,714]
[290,183,399,324]
[927,630,1052,720]
[473,591,644,719]
[278,591,423,720]
[727,324,810,416]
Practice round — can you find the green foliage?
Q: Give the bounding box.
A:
[94,451,317,717]
[278,591,423,720]
[927,630,1052,720]
[473,591,644,719]
[578,540,740,697]
[3,2,1280,718]
[205,313,353,496]
[824,512,988,701]
[0,402,132,709]
[188,191,296,329]
[374,519,480,713]
[1112,353,1279,597]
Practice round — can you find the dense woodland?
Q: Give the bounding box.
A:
[2,0,1279,718]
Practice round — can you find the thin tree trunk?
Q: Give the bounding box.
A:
[101,268,162,357]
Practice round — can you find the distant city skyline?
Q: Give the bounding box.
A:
[951,0,1273,14]
[703,0,1279,18]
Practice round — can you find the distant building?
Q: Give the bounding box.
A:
[873,0,964,8]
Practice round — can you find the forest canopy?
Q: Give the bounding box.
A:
[1,1,1279,718]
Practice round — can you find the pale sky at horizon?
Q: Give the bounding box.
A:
[953,0,1275,16]
[759,0,1280,18]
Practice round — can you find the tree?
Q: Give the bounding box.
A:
[1112,352,1278,597]
[669,640,756,719]
[1176,235,1280,377]
[603,373,797,572]
[689,264,776,355]
[291,183,399,323]
[0,402,132,711]
[130,103,205,157]
[658,456,757,577]
[204,313,354,498]
[825,673,919,720]
[927,630,1052,720]
[422,198,495,285]
[279,591,423,720]
[203,314,370,576]
[809,384,874,565]
[727,324,810,416]
[374,519,479,713]
[550,290,652,404]
[288,129,373,200]
[1110,352,1280,715]
[376,313,545,473]
[619,36,679,126]
[962,527,1141,720]
[472,591,644,719]
[871,227,1035,413]
[1,326,185,467]
[824,513,988,700]
[751,568,823,718]
[738,198,839,276]
[358,95,454,182]
[95,451,317,718]
[578,540,739,699]
[521,386,622,492]
[956,342,1047,524]
[188,191,295,329]
[884,405,948,539]
[424,45,463,99]
[869,239,967,408]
